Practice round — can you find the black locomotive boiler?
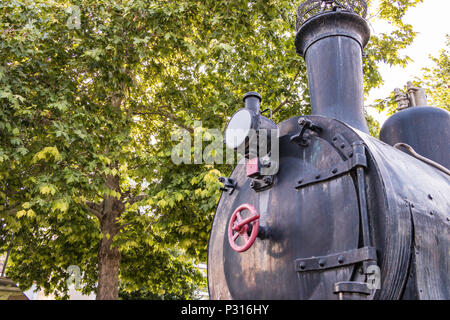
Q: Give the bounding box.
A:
[207,0,450,300]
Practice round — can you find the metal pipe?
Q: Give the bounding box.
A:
[356,167,371,247]
[394,143,450,176]
[243,92,262,114]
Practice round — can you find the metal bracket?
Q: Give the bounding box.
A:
[295,246,377,272]
[334,281,371,300]
[296,141,367,189]
[250,176,274,192]
[246,157,275,192]
[218,177,237,195]
[290,117,322,147]
[331,133,354,159]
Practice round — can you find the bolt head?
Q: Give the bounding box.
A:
[319,259,326,267]
[263,176,272,184]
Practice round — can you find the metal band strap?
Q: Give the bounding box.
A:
[296,142,367,189]
[295,246,377,272]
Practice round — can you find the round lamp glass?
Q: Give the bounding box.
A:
[225,109,253,150]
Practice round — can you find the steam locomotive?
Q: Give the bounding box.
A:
[207,0,450,300]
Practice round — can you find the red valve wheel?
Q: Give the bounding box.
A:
[228,204,260,253]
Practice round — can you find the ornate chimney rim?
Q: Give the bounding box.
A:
[296,0,368,31]
[295,9,370,57]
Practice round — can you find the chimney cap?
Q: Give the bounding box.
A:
[296,0,367,31]
[243,91,262,103]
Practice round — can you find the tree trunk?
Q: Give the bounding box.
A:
[96,88,126,300]
[96,176,124,300]
[97,236,120,299]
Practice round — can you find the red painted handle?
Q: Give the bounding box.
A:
[228,204,260,253]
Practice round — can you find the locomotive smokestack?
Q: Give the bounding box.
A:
[295,0,370,133]
[243,91,262,114]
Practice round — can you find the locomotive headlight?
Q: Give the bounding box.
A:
[224,109,257,151]
[225,92,278,159]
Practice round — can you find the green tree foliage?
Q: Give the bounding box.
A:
[363,0,424,94]
[0,0,423,299]
[420,35,450,110]
[371,34,449,115]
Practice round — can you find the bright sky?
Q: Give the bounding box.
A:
[366,0,450,125]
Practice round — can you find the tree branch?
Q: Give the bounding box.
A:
[86,201,103,219]
[133,108,193,134]
[128,194,147,205]
[272,68,303,115]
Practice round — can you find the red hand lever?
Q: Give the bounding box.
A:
[228,204,260,253]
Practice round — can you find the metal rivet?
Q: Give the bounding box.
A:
[315,174,321,179]
[348,152,353,158]
[428,194,433,200]
[298,178,303,184]
[299,262,306,270]
[430,211,433,216]
[332,168,338,174]
[337,255,345,264]
[340,144,345,149]
[319,259,326,267]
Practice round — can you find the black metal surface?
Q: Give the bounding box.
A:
[295,10,370,133]
[360,127,450,299]
[409,202,449,299]
[208,116,450,300]
[295,140,366,188]
[209,117,362,300]
[380,106,450,170]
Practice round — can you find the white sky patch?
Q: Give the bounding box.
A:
[366,0,450,125]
